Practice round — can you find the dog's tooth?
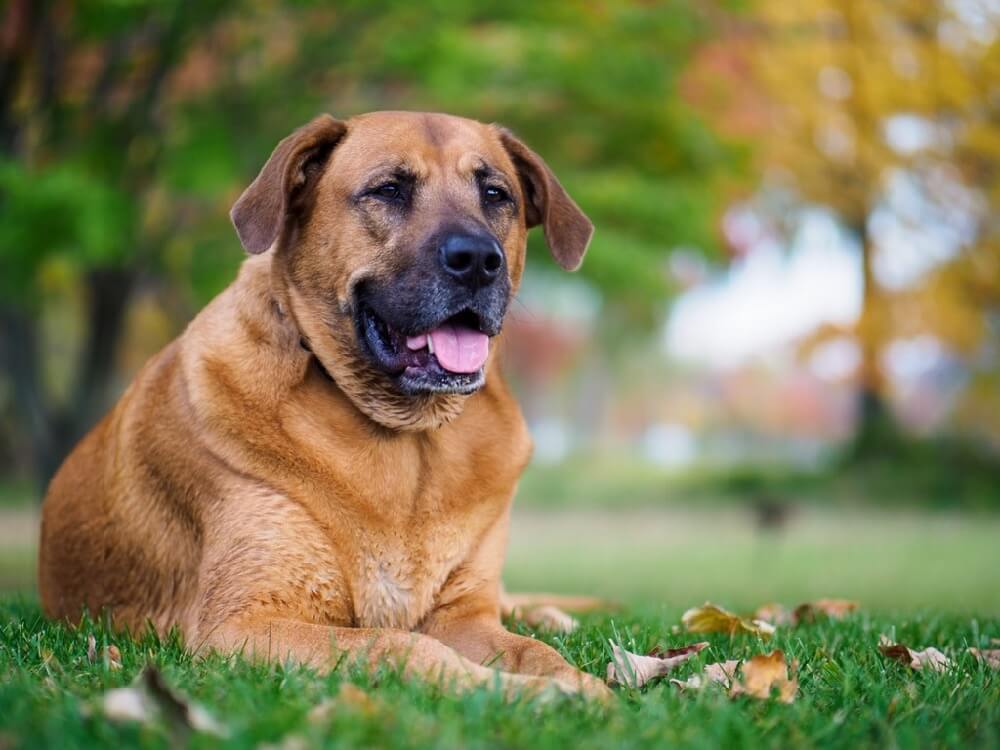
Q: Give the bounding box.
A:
[405,334,428,351]
[426,335,435,355]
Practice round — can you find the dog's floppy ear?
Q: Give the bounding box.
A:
[495,127,593,271]
[231,114,347,254]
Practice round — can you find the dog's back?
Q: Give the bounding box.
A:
[39,339,206,632]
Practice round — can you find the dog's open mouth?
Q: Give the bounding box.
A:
[359,305,490,395]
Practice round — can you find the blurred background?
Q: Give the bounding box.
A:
[1,0,998,613]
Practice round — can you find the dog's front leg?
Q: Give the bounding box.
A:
[196,617,573,698]
[422,612,612,701]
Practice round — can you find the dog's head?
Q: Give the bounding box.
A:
[230,111,592,430]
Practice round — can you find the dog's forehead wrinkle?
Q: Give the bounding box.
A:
[422,113,448,148]
[346,112,497,168]
[362,159,417,182]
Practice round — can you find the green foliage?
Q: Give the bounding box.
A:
[333,0,731,312]
[515,441,1000,511]
[0,160,132,306]
[1,598,998,748]
[1,0,732,318]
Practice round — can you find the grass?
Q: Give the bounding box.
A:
[504,509,1000,615]
[4,508,1000,612]
[3,470,999,747]
[1,597,998,749]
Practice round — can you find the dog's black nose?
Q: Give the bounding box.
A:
[439,233,504,287]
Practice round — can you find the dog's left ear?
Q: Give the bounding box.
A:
[231,114,348,254]
[495,127,593,271]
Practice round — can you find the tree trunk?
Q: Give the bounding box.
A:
[0,268,136,495]
[72,268,136,430]
[851,226,895,459]
[0,305,57,487]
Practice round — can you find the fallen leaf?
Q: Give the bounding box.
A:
[102,665,228,738]
[647,641,710,660]
[260,737,309,750]
[106,644,122,671]
[730,650,798,703]
[103,685,150,724]
[879,636,951,672]
[753,603,792,626]
[517,605,578,634]
[606,640,705,688]
[705,659,742,685]
[670,659,741,691]
[502,593,615,634]
[968,648,1000,670]
[682,603,775,638]
[87,635,97,664]
[793,599,859,625]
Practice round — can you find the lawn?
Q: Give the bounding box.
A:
[1,597,998,749]
[505,509,1000,614]
[3,497,1000,747]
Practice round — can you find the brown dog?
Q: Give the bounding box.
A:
[38,111,609,698]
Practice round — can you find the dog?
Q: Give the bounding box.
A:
[38,111,609,699]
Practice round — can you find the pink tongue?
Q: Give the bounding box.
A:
[428,324,489,373]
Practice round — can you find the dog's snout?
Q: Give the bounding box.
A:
[439,233,504,287]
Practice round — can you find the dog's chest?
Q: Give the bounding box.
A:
[349,522,472,629]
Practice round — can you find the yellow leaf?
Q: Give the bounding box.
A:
[106,644,122,671]
[730,650,798,703]
[682,603,775,638]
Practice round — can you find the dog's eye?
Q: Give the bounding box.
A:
[483,185,509,205]
[374,183,401,199]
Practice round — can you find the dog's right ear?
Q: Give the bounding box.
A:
[231,114,347,254]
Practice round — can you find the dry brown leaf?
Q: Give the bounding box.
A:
[503,593,614,634]
[793,599,859,625]
[647,641,711,660]
[517,605,578,634]
[670,659,741,691]
[968,648,1000,670]
[101,665,228,737]
[606,640,706,688]
[730,650,798,703]
[682,603,775,638]
[106,644,123,671]
[86,634,97,664]
[753,603,792,626]
[879,636,951,672]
